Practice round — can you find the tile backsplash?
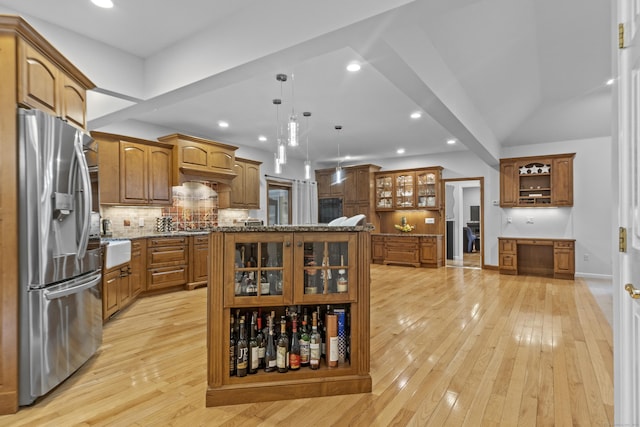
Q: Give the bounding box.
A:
[101,181,248,236]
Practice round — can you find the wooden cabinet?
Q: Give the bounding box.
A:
[207,228,371,406]
[316,169,344,198]
[0,17,96,412]
[419,235,444,267]
[371,235,385,263]
[102,262,131,321]
[230,157,261,209]
[157,133,238,182]
[17,38,91,129]
[499,153,575,207]
[342,164,380,229]
[188,234,209,290]
[130,239,146,296]
[498,237,575,279]
[375,167,442,211]
[146,237,188,291]
[384,236,420,267]
[94,132,173,206]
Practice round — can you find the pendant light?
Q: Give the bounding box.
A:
[334,125,343,184]
[273,98,285,172]
[288,73,299,147]
[303,112,311,179]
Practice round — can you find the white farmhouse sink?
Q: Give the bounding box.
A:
[105,240,131,269]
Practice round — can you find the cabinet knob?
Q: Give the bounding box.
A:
[284,241,291,247]
[296,241,302,247]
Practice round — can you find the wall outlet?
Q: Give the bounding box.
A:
[124,219,130,227]
[526,217,534,224]
[425,218,435,224]
[584,253,589,262]
[139,217,145,227]
[507,217,512,224]
[492,200,499,206]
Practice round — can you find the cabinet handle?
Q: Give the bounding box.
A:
[285,241,291,247]
[296,241,302,247]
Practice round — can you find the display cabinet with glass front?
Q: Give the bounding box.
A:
[207,227,372,407]
[375,174,393,210]
[394,172,415,208]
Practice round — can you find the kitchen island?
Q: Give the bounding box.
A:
[206,225,372,406]
[371,233,444,268]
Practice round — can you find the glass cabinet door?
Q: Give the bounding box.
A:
[375,174,393,209]
[224,233,292,307]
[416,170,438,209]
[293,232,357,303]
[394,172,415,208]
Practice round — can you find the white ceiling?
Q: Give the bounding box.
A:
[0,0,612,168]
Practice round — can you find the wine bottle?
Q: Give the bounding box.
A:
[229,316,236,376]
[264,314,277,372]
[256,312,265,369]
[236,317,248,377]
[310,311,321,370]
[299,314,310,367]
[289,314,301,370]
[249,314,259,374]
[276,316,289,373]
[326,311,338,368]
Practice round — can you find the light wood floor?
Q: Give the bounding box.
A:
[0,265,613,426]
[447,251,481,268]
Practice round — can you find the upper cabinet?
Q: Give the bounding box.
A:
[230,157,261,209]
[375,167,442,211]
[17,37,93,129]
[157,133,238,183]
[500,153,575,207]
[316,169,344,198]
[94,132,173,206]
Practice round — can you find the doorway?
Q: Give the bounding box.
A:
[444,178,484,269]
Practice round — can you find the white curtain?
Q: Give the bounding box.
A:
[292,180,318,224]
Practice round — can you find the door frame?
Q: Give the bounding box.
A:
[443,177,484,269]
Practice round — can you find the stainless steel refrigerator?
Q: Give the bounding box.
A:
[18,108,103,406]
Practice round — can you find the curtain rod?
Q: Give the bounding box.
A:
[264,174,316,183]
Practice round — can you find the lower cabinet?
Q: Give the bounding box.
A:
[554,241,575,280]
[498,238,518,274]
[102,262,131,320]
[130,238,146,295]
[147,237,188,291]
[498,237,575,280]
[187,234,209,290]
[371,234,443,268]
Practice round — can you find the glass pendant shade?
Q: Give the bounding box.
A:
[335,165,342,184]
[304,160,311,180]
[274,153,282,174]
[288,114,299,147]
[277,139,287,164]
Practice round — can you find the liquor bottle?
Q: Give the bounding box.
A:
[236,317,248,377]
[309,311,321,370]
[289,314,301,371]
[299,314,310,367]
[229,316,236,376]
[276,317,289,373]
[249,314,259,374]
[264,314,277,372]
[256,312,265,369]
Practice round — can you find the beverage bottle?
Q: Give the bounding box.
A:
[310,311,321,370]
[249,314,259,374]
[276,317,289,373]
[236,318,248,377]
[299,314,310,367]
[229,317,236,376]
[289,314,301,370]
[264,314,277,372]
[256,312,265,369]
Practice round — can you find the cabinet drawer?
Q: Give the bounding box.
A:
[554,241,574,249]
[384,247,419,263]
[516,239,552,246]
[148,237,187,247]
[147,246,187,267]
[194,235,209,245]
[147,265,188,290]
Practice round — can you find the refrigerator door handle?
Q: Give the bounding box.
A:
[74,134,91,259]
[44,271,101,300]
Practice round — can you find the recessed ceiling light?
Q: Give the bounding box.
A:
[410,112,422,119]
[91,0,114,8]
[346,62,361,72]
[345,155,351,160]
[447,139,456,145]
[397,148,405,154]
[258,135,267,142]
[606,78,615,85]
[218,121,229,128]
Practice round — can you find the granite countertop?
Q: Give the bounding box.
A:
[102,224,374,241]
[372,232,443,237]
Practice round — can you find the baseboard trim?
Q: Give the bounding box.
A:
[575,272,613,280]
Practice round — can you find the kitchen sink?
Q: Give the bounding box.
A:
[104,240,131,269]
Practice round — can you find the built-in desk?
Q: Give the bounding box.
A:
[498,237,575,280]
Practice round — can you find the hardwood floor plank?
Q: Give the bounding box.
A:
[0,265,613,426]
